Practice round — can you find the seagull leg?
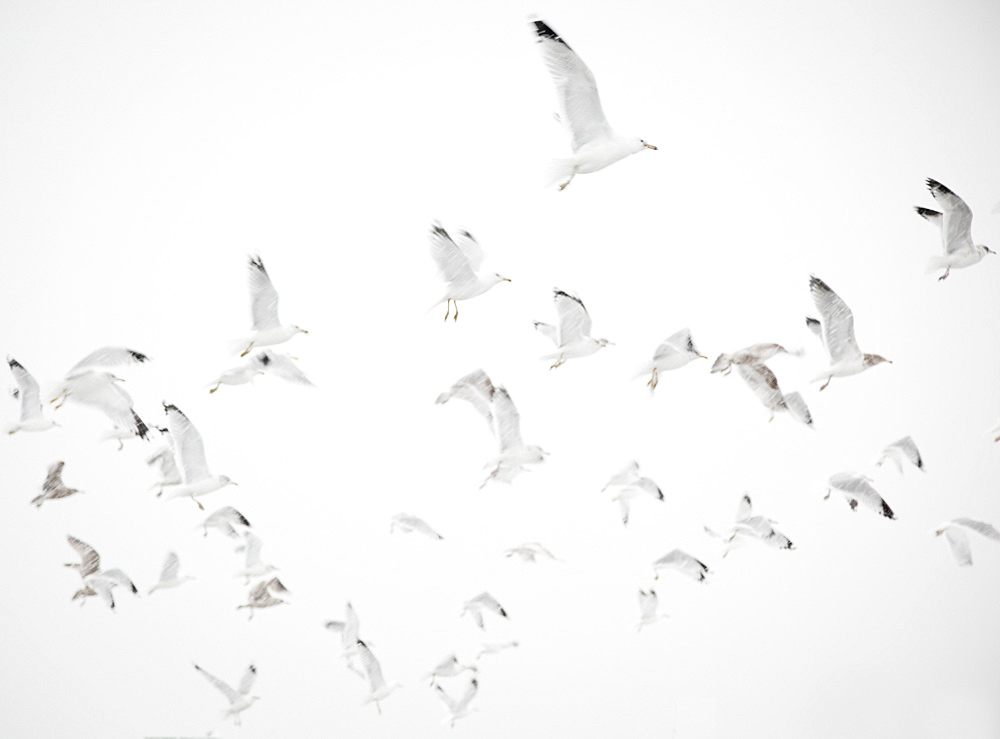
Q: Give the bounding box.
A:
[819,376,831,391]
[558,170,577,191]
[453,301,459,321]
[240,342,254,357]
[549,356,565,370]
[938,268,950,281]
[647,368,658,389]
[191,494,204,511]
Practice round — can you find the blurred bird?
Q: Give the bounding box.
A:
[732,360,812,426]
[32,461,82,507]
[807,276,890,391]
[391,513,444,540]
[636,588,668,631]
[435,369,497,432]
[147,551,195,595]
[640,328,706,390]
[425,653,477,685]
[7,357,57,433]
[709,494,794,555]
[462,592,508,630]
[235,531,279,583]
[934,518,1000,566]
[602,461,663,526]
[435,676,479,727]
[876,436,924,474]
[481,386,547,487]
[357,639,402,713]
[199,506,252,539]
[504,542,560,563]
[652,549,710,582]
[158,403,236,509]
[711,343,791,375]
[326,602,366,678]
[194,663,259,727]
[530,19,656,190]
[535,289,612,369]
[237,577,289,619]
[824,472,895,519]
[915,178,993,280]
[65,535,138,610]
[237,255,308,356]
[429,223,510,321]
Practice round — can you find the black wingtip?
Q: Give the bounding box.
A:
[128,350,150,363]
[132,410,150,441]
[8,357,22,369]
[882,501,896,520]
[533,20,570,48]
[249,254,266,273]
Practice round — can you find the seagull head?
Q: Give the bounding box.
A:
[220,475,238,487]
[596,338,614,348]
[863,354,891,367]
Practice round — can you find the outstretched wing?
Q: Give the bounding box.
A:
[926,179,974,254]
[163,403,210,483]
[810,276,862,365]
[249,255,281,330]
[492,387,523,454]
[429,223,477,287]
[195,664,239,704]
[68,347,150,375]
[66,535,100,577]
[553,289,592,345]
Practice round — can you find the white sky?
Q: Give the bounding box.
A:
[3,0,1000,737]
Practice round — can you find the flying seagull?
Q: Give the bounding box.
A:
[428,223,510,321]
[733,360,812,426]
[824,472,895,519]
[710,343,791,375]
[461,592,508,630]
[237,255,308,356]
[158,403,236,509]
[6,357,57,433]
[602,461,663,526]
[65,535,138,610]
[435,369,497,433]
[148,551,195,595]
[535,288,612,369]
[199,505,252,539]
[326,602,367,678]
[425,653,477,686]
[32,461,82,507]
[390,513,444,540]
[640,329,706,390]
[710,494,794,555]
[435,676,479,728]
[807,275,890,391]
[357,639,402,713]
[194,663,260,727]
[237,577,290,619]
[915,178,993,280]
[934,518,1000,566]
[504,542,560,563]
[652,549,710,582]
[636,588,668,631]
[531,19,656,190]
[481,386,547,488]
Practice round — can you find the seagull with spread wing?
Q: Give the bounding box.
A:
[158,403,236,509]
[237,255,307,357]
[640,329,706,391]
[535,288,612,369]
[7,357,57,433]
[32,461,82,507]
[934,518,1000,566]
[602,461,663,526]
[824,472,895,520]
[429,223,510,321]
[915,178,993,280]
[530,19,656,190]
[194,663,260,727]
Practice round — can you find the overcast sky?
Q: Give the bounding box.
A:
[3,0,1000,737]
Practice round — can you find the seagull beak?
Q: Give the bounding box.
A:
[698,354,708,359]
[502,277,512,282]
[230,481,239,486]
[644,143,658,150]
[299,328,309,334]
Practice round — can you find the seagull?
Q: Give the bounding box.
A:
[429,223,510,321]
[157,403,236,509]
[6,357,57,433]
[147,551,195,594]
[733,360,813,426]
[357,639,402,713]
[652,549,710,582]
[476,641,519,660]
[237,255,308,357]
[824,472,895,519]
[425,653,477,685]
[602,461,663,526]
[915,178,994,280]
[390,513,444,540]
[636,588,668,632]
[876,436,924,474]
[65,535,100,579]
[461,592,508,630]
[207,362,265,393]
[535,289,612,369]
[49,348,151,439]
[65,536,139,610]
[710,343,791,375]
[530,19,656,190]
[199,506,251,538]
[481,386,546,488]
[194,663,260,727]
[934,518,1000,566]
[236,531,279,583]
[807,275,891,391]
[251,350,314,386]
[504,542,560,563]
[436,369,497,432]
[146,441,182,494]
[716,494,794,555]
[435,677,479,728]
[237,577,290,619]
[32,461,82,507]
[640,329,706,390]
[326,602,367,678]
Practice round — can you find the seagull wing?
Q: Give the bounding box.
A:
[357,640,386,693]
[603,460,639,490]
[436,369,496,431]
[252,352,314,386]
[159,552,181,583]
[533,321,559,346]
[553,289,592,345]
[810,276,862,365]
[147,445,182,485]
[68,347,150,374]
[735,494,753,523]
[493,387,524,454]
[471,592,507,617]
[429,223,477,287]
[782,392,813,426]
[237,664,258,696]
[736,362,785,412]
[43,461,66,493]
[531,19,613,153]
[954,518,1000,542]
[195,665,239,704]
[455,229,486,273]
[8,358,44,422]
[454,677,479,714]
[926,179,974,253]
[435,683,459,713]
[249,255,281,330]
[67,535,100,577]
[829,473,894,519]
[654,328,696,361]
[888,436,923,470]
[943,527,972,566]
[163,404,211,483]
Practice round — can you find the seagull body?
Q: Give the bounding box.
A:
[436,369,496,432]
[237,577,289,618]
[435,677,479,727]
[807,275,890,390]
[481,386,546,488]
[50,348,151,439]
[462,592,508,630]
[825,472,895,519]
[148,551,195,594]
[734,361,813,426]
[391,513,444,540]
[7,358,57,433]
[237,255,307,357]
[934,518,1000,566]
[535,289,611,369]
[652,549,710,582]
[915,178,993,280]
[194,663,259,727]
[32,461,82,507]
[876,436,924,474]
[504,541,560,563]
[602,461,663,526]
[531,19,656,190]
[636,588,668,631]
[641,329,706,390]
[357,639,401,713]
[429,223,510,321]
[158,403,235,509]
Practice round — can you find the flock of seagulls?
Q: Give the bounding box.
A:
[6,14,998,735]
